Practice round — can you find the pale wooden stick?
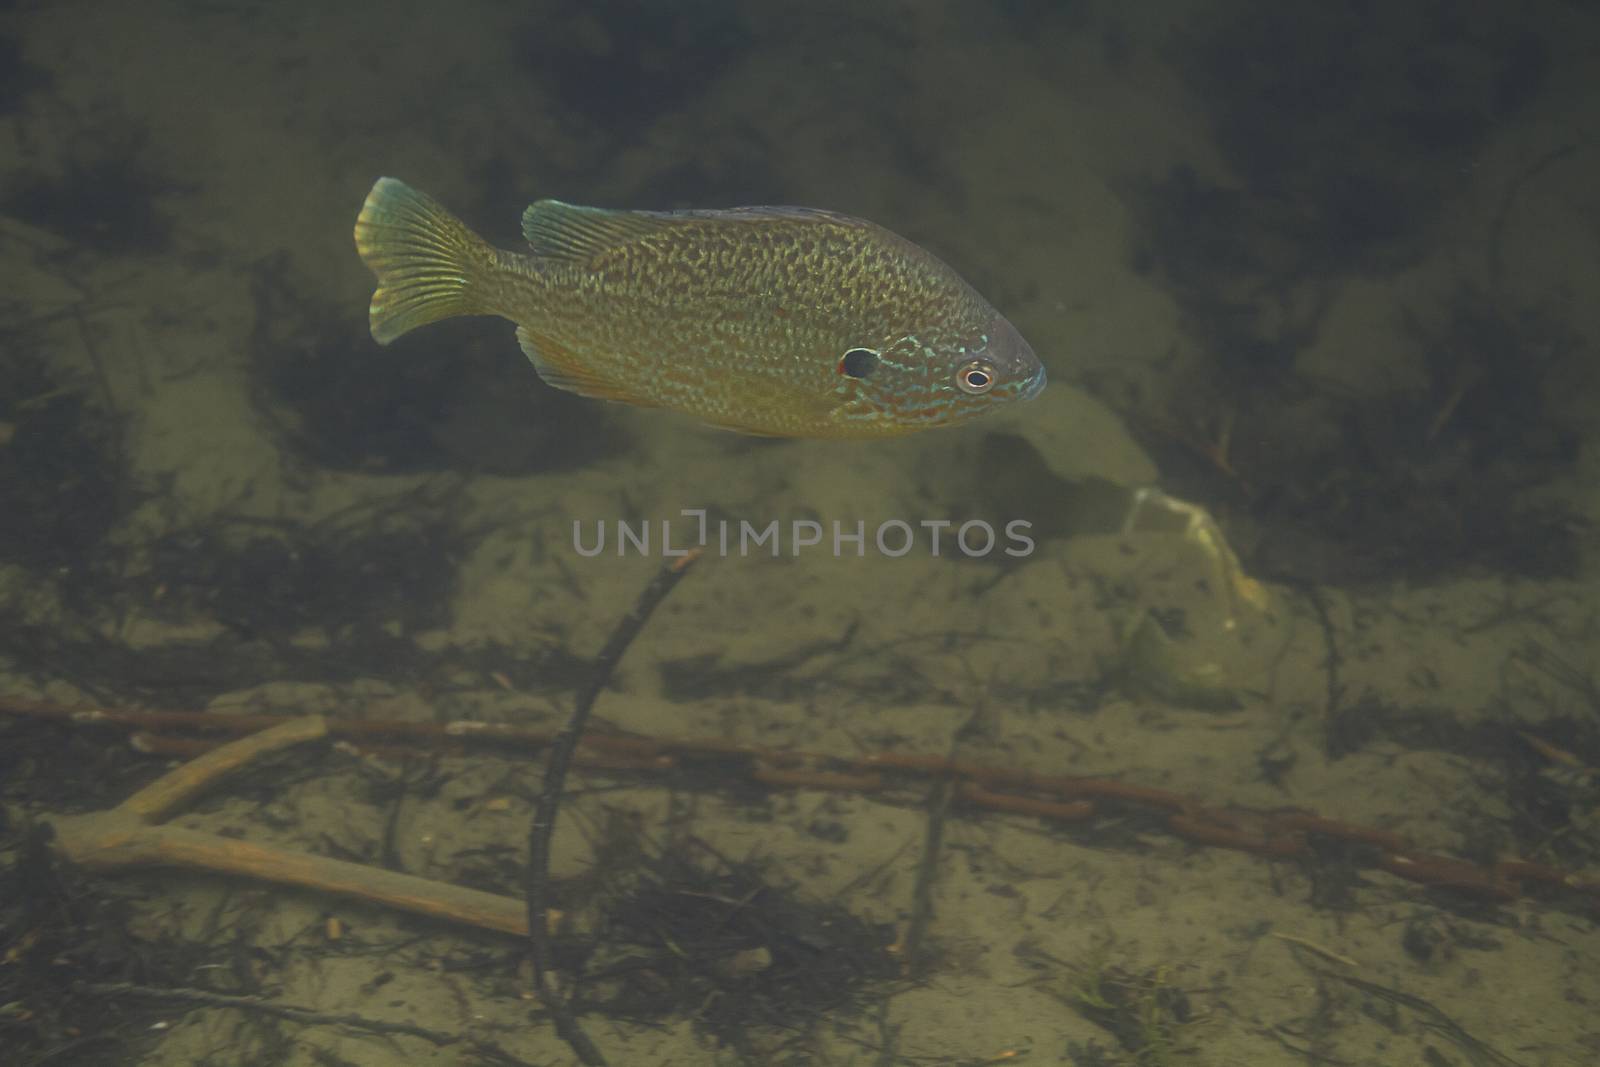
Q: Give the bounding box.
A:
[44,713,546,939]
[121,715,329,821]
[49,812,531,935]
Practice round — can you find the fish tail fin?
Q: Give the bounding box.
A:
[353,177,498,344]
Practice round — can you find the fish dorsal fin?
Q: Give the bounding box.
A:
[521,201,677,260]
[521,201,863,261]
[515,325,656,406]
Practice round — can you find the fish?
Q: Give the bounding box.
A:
[353,177,1045,438]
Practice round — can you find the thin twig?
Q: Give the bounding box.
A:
[1300,585,1344,732]
[900,776,951,977]
[1322,973,1526,1067]
[1271,931,1357,968]
[524,551,702,1066]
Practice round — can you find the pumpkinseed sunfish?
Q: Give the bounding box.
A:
[353,178,1046,438]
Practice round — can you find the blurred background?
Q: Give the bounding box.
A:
[2,2,1599,1065]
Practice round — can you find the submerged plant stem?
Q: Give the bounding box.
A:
[524,550,703,1066]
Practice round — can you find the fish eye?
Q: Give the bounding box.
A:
[839,348,879,378]
[956,360,996,395]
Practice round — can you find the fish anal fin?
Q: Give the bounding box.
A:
[515,326,655,406]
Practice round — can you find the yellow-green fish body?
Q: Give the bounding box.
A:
[353,178,1045,438]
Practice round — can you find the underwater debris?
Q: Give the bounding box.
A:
[0,822,216,1067]
[0,476,594,705]
[1323,973,1527,1067]
[1057,949,1196,1067]
[0,714,156,814]
[1321,691,1600,900]
[1117,611,1241,712]
[1119,281,1586,586]
[1404,283,1581,471]
[2,590,598,715]
[120,492,603,696]
[1,722,482,1066]
[138,495,465,643]
[1299,832,1375,912]
[573,840,899,1055]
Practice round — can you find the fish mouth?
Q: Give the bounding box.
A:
[985,316,1046,402]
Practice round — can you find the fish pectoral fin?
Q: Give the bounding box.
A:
[515,326,656,406]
